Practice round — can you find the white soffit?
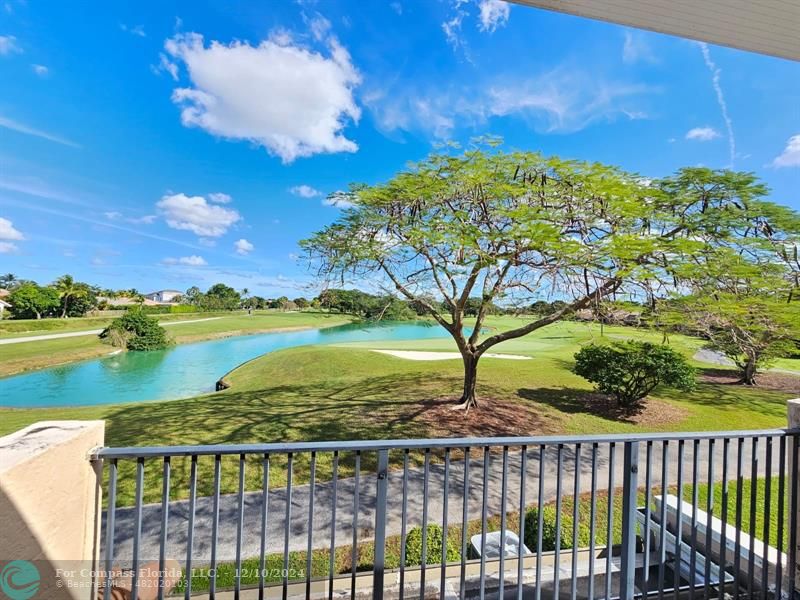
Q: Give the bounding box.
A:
[509,0,800,62]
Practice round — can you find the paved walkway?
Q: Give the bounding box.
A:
[106,438,781,565]
[0,317,223,345]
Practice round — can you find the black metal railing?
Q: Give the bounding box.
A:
[91,429,799,599]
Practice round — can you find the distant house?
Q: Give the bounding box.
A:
[143,290,183,304]
[0,298,10,318]
[0,288,10,299]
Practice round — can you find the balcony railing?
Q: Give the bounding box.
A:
[91,429,798,599]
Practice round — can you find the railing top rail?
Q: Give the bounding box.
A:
[90,428,800,460]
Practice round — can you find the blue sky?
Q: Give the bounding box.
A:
[1,0,798,297]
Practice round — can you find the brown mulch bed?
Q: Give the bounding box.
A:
[410,396,561,438]
[700,368,800,394]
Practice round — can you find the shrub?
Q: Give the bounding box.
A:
[99,309,172,351]
[523,505,591,552]
[403,524,461,567]
[573,340,695,408]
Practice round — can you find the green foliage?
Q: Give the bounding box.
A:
[524,505,591,552]
[99,309,172,351]
[403,524,461,567]
[182,283,241,311]
[8,283,60,319]
[574,340,695,407]
[54,274,98,317]
[317,288,416,320]
[666,294,800,384]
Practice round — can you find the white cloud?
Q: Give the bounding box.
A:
[120,24,146,37]
[104,211,122,220]
[323,190,354,208]
[366,66,655,138]
[0,35,21,56]
[0,115,80,147]
[152,53,179,80]
[442,10,466,50]
[390,2,402,15]
[698,42,736,166]
[208,192,232,204]
[477,0,510,32]
[163,28,361,163]
[0,241,18,253]
[198,237,216,247]
[772,134,800,168]
[157,192,241,237]
[685,126,720,141]
[622,31,656,64]
[234,238,254,255]
[31,64,48,77]
[127,214,157,225]
[163,255,207,266]
[289,184,321,198]
[0,217,24,241]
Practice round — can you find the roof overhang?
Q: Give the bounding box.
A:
[509,0,800,62]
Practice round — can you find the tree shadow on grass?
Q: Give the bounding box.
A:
[516,387,642,424]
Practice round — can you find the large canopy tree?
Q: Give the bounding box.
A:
[302,147,797,410]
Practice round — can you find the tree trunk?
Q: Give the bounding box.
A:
[456,352,479,410]
[740,358,758,385]
[61,297,68,319]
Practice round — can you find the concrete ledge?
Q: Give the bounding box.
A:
[0,420,105,600]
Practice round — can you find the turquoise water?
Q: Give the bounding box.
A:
[1,322,449,408]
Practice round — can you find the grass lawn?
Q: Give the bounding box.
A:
[1,319,796,506]
[0,311,353,377]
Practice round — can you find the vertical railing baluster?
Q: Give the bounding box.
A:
[306,452,317,600]
[535,444,545,600]
[235,454,246,600]
[328,451,338,600]
[479,446,490,600]
[373,449,389,600]
[554,444,564,600]
[158,457,170,600]
[350,451,361,599]
[400,450,409,600]
[620,442,639,600]
[131,457,144,600]
[718,438,730,600]
[734,437,744,600]
[209,454,222,599]
[259,454,270,600]
[440,447,451,600]
[184,455,198,600]
[748,437,759,597]
[643,441,653,594]
[282,452,293,600]
[788,434,798,599]
[605,442,616,600]
[703,438,715,600]
[517,446,528,600]
[571,444,581,600]
[588,443,598,600]
[689,439,699,600]
[459,448,471,600]
[420,448,431,599]
[762,436,773,600]
[103,459,118,600]
[775,435,786,600]
[674,439,685,600]
[658,442,669,600]
[499,446,509,598]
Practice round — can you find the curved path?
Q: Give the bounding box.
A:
[0,317,223,345]
[107,437,781,565]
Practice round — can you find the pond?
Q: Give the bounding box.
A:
[1,322,450,408]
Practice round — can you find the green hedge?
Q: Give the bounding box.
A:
[524,505,591,551]
[403,524,461,567]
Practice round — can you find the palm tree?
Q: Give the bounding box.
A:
[54,274,89,318]
[0,273,17,289]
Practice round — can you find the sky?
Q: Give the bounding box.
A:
[0,0,798,297]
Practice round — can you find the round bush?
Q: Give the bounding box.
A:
[403,524,461,567]
[99,309,172,351]
[523,505,591,552]
[573,340,695,408]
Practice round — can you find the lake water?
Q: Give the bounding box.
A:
[1,322,450,408]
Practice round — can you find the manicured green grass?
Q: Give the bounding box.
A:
[1,319,794,507]
[0,311,353,377]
